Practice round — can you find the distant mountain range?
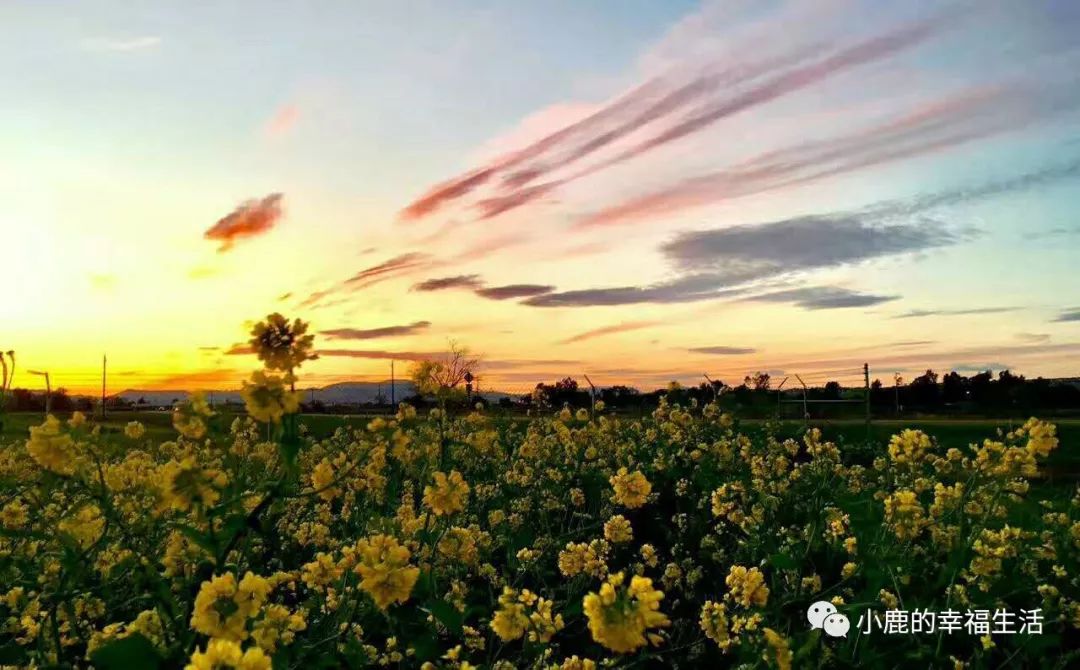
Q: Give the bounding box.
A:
[114,381,512,407]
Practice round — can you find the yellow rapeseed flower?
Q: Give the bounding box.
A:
[173,411,207,440]
[124,421,146,439]
[240,371,302,424]
[249,313,317,372]
[26,415,78,475]
[185,638,271,670]
[700,600,734,651]
[490,587,564,643]
[310,458,339,502]
[583,572,669,653]
[610,468,651,509]
[883,489,928,541]
[159,457,227,512]
[68,411,87,428]
[725,565,769,608]
[762,628,793,670]
[604,515,633,544]
[191,573,260,641]
[1,500,29,530]
[58,505,104,550]
[423,470,470,516]
[888,429,934,466]
[353,534,420,610]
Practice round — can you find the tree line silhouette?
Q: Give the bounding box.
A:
[2,368,1077,419]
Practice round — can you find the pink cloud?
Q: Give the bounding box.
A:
[203,193,284,252]
[575,84,1048,228]
[396,14,948,225]
[559,320,661,345]
[263,104,300,138]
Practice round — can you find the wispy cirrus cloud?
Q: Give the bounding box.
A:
[688,346,756,355]
[745,286,899,310]
[296,252,437,308]
[949,362,1012,373]
[318,348,438,361]
[662,215,961,277]
[480,358,582,371]
[525,275,750,307]
[525,159,1080,308]
[263,104,300,138]
[1015,333,1050,344]
[773,342,1080,376]
[1024,225,1080,240]
[345,252,432,289]
[204,193,284,252]
[578,83,1076,228]
[476,284,555,300]
[321,321,431,340]
[399,12,951,223]
[412,275,484,292]
[81,36,161,52]
[558,320,660,345]
[893,306,1019,319]
[411,275,555,301]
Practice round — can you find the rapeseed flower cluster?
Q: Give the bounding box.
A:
[1,314,1075,668]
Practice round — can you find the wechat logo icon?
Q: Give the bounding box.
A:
[808,601,850,638]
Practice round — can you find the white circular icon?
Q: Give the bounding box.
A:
[823,612,851,638]
[807,600,837,629]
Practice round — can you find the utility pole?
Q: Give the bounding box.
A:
[101,354,107,419]
[584,374,597,417]
[390,360,395,407]
[863,362,871,437]
[893,373,903,416]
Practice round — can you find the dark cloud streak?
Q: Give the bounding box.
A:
[746,286,899,310]
[688,346,756,355]
[412,275,484,292]
[893,307,1018,319]
[476,284,554,300]
[321,321,432,340]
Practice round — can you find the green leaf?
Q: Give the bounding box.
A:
[794,628,822,660]
[0,641,28,665]
[339,636,370,669]
[426,599,464,635]
[89,634,162,670]
[770,552,798,570]
[409,631,439,662]
[174,522,217,554]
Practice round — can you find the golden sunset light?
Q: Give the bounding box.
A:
[2,2,1079,668]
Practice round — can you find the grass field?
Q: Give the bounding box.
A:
[5,410,1079,477]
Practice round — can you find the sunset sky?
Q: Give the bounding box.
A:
[4,0,1080,394]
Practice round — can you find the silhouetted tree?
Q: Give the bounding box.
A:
[744,372,771,391]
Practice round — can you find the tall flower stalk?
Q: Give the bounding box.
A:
[243,314,315,463]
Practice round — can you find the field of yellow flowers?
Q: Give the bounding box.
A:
[1,315,1078,669]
